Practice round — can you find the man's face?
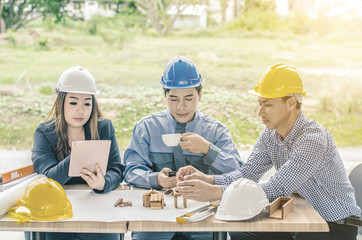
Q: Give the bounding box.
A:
[166,88,202,123]
[258,97,291,131]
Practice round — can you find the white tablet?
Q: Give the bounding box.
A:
[68,140,111,177]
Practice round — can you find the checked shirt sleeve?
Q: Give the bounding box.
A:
[260,128,328,201]
[214,129,273,190]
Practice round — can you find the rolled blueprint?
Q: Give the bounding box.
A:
[0,174,45,216]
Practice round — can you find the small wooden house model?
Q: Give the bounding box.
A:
[143,189,165,209]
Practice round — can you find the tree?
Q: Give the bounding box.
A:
[0,0,69,33]
[220,0,228,23]
[135,0,203,36]
[244,0,276,11]
[0,1,5,32]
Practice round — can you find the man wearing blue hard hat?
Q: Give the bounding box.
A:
[124,56,242,240]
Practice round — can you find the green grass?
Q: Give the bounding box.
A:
[1,19,362,149]
[308,113,362,147]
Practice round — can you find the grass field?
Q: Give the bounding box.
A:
[0,19,361,150]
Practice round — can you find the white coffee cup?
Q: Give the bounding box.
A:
[162,134,182,147]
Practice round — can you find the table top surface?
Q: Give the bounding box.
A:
[0,185,329,233]
[128,194,329,232]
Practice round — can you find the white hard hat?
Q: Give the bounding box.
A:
[54,66,99,95]
[215,178,269,221]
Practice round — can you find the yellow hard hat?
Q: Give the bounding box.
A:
[8,177,73,223]
[248,63,306,98]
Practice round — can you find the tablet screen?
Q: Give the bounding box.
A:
[68,140,111,177]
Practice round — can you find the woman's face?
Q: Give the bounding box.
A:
[64,93,92,129]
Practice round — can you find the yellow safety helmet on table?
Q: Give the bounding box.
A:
[8,177,73,223]
[248,63,307,99]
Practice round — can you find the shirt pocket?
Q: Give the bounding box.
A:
[185,155,209,174]
[150,153,174,172]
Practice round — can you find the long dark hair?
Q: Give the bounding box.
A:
[46,92,103,161]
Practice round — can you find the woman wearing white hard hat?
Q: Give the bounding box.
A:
[28,66,124,240]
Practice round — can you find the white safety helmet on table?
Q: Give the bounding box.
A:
[215,178,269,221]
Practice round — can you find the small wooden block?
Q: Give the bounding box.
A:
[269,197,294,219]
[183,197,187,208]
[165,189,173,195]
[114,198,123,207]
[174,196,178,208]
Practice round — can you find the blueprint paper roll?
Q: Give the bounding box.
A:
[0,174,45,216]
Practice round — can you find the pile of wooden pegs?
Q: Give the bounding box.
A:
[114,197,132,207]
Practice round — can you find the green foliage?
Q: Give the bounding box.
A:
[113,100,161,148]
[115,1,146,29]
[308,16,337,36]
[309,16,362,37]
[87,16,127,46]
[87,19,98,35]
[0,122,39,148]
[244,0,276,11]
[308,113,362,147]
[0,93,53,148]
[135,0,206,36]
[1,20,362,149]
[116,0,138,14]
[38,84,53,95]
[42,17,61,32]
[226,7,362,37]
[227,9,284,32]
[0,0,68,33]
[316,75,362,116]
[285,13,313,35]
[116,12,146,29]
[6,30,17,48]
[34,37,52,50]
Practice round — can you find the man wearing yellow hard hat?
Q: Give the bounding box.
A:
[175,64,361,239]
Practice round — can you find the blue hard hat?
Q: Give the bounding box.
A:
[161,56,202,89]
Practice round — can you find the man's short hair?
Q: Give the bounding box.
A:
[282,96,302,109]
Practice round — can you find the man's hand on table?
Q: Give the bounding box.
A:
[176,165,215,184]
[176,179,222,202]
[158,168,177,189]
[175,165,221,202]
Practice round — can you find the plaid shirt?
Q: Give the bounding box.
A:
[214,112,361,221]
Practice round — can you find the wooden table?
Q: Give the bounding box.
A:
[0,184,129,240]
[0,185,328,240]
[128,194,329,240]
[0,220,128,234]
